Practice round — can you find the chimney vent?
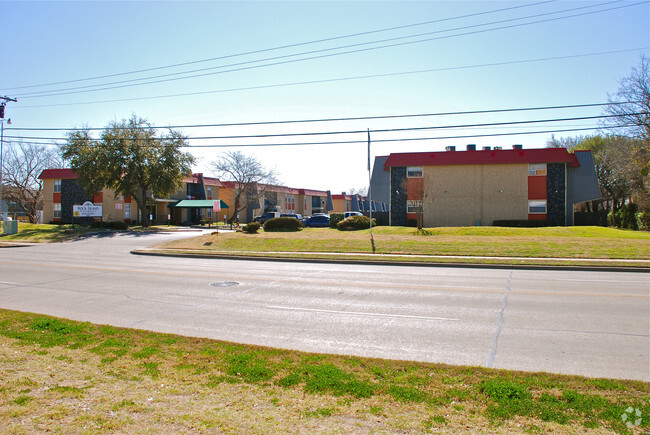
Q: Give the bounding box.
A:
[482,146,491,151]
[513,144,523,150]
[466,144,476,151]
[445,146,456,152]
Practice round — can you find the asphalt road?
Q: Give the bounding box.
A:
[0,231,648,381]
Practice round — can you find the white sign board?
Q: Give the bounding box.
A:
[73,201,103,218]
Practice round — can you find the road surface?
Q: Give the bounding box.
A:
[0,231,648,381]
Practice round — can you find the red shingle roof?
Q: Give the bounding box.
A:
[384,148,580,169]
[38,169,78,179]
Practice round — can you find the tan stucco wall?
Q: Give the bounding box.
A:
[422,164,528,227]
[41,179,54,223]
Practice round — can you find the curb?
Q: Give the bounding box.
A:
[131,249,650,273]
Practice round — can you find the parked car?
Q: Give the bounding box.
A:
[304,214,330,227]
[280,213,304,223]
[253,211,280,224]
[344,211,363,219]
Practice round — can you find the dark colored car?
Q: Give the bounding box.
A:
[304,214,330,227]
[280,213,304,223]
[253,212,280,224]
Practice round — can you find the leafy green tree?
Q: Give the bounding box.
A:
[62,115,194,226]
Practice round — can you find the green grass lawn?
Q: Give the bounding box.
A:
[156,226,650,265]
[0,222,103,243]
[0,310,647,433]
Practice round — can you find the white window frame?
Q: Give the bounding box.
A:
[407,200,422,213]
[407,166,423,178]
[528,163,547,176]
[528,200,547,214]
[53,179,62,193]
[53,203,62,218]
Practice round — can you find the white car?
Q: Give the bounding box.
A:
[344,211,363,219]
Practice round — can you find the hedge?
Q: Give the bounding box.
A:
[263,217,303,232]
[337,215,377,231]
[329,212,344,228]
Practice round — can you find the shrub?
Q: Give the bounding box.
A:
[329,212,344,228]
[243,222,261,234]
[636,212,649,231]
[492,220,553,227]
[337,215,376,231]
[263,217,303,232]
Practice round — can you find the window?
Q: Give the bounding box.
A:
[407,200,422,213]
[528,163,547,176]
[528,200,547,214]
[54,179,62,193]
[407,166,423,178]
[207,186,212,199]
[124,203,131,219]
[53,203,61,218]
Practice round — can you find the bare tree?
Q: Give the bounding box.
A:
[211,151,277,223]
[400,174,434,233]
[600,55,650,193]
[1,140,62,223]
[600,55,650,141]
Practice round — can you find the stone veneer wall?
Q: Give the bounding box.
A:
[61,179,93,225]
[390,167,407,226]
[546,163,566,226]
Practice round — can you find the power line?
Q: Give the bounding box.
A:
[4,1,558,92]
[9,125,635,148]
[14,48,646,109]
[7,101,640,132]
[5,113,642,143]
[16,1,642,99]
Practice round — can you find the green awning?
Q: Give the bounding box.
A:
[171,200,229,209]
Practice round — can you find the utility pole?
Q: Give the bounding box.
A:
[368,129,375,254]
[0,95,18,221]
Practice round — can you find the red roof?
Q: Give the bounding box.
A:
[38,169,78,179]
[384,148,580,169]
[298,188,328,196]
[331,194,352,200]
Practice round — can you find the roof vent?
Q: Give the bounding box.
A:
[513,144,523,150]
[482,146,491,151]
[445,146,456,152]
[466,144,476,151]
[494,146,502,150]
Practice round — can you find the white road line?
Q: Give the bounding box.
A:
[267,305,460,322]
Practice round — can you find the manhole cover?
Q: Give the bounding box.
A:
[210,282,239,287]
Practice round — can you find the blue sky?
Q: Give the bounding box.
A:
[2,0,648,193]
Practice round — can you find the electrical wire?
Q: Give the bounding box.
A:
[14,48,646,110]
[7,101,639,132]
[5,124,638,148]
[3,0,558,92]
[5,113,642,143]
[15,1,641,99]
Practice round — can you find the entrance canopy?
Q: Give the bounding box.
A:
[171,200,229,209]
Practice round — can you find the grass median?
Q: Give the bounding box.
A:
[1,309,648,433]
[153,226,650,267]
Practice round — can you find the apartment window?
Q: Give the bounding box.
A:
[528,200,547,214]
[124,203,131,219]
[54,179,62,193]
[407,166,423,178]
[53,203,62,218]
[528,163,547,176]
[407,200,422,213]
[207,186,212,199]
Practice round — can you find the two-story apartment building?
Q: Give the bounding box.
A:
[371,145,601,227]
[38,170,227,225]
